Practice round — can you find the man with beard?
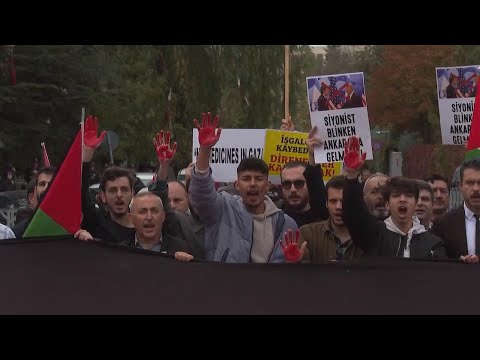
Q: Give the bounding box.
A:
[432,159,480,261]
[291,176,363,264]
[363,173,390,221]
[280,125,328,227]
[13,166,56,238]
[81,122,201,258]
[189,112,297,263]
[414,180,434,230]
[341,136,448,260]
[425,174,451,221]
[82,163,136,244]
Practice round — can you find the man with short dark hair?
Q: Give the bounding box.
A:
[80,118,140,244]
[414,180,434,229]
[342,137,446,260]
[280,124,328,227]
[425,174,450,221]
[189,112,297,263]
[13,166,56,237]
[432,159,480,260]
[297,176,363,264]
[82,160,137,244]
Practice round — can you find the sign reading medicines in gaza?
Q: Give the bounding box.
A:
[192,128,265,183]
[306,72,373,164]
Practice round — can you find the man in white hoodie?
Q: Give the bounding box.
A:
[189,112,297,263]
[341,136,447,259]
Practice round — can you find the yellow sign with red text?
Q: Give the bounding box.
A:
[263,129,343,184]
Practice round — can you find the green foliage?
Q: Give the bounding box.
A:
[0,45,318,175]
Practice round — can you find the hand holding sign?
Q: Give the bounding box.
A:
[194,112,222,148]
[343,136,366,170]
[153,130,177,163]
[306,126,323,153]
[280,116,295,131]
[281,229,306,263]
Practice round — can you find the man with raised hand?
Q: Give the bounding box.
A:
[81,116,136,244]
[189,112,297,263]
[148,130,204,259]
[279,117,328,226]
[340,136,454,261]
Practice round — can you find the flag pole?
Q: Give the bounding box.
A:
[40,142,50,167]
[284,45,290,122]
[80,107,85,177]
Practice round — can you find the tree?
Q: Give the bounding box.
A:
[366,45,457,143]
[0,45,99,171]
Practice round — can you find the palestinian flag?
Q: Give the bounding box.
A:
[466,82,480,161]
[23,130,82,237]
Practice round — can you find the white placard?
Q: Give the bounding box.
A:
[192,129,266,183]
[306,72,373,164]
[436,65,480,145]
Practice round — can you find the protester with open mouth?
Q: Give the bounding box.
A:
[341,136,453,261]
[189,112,297,263]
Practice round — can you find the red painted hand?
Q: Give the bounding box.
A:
[84,115,106,148]
[343,136,366,170]
[193,112,222,147]
[281,229,303,263]
[153,130,177,162]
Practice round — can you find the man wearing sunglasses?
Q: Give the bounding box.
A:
[279,120,329,227]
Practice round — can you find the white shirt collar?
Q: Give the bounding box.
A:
[464,202,476,220]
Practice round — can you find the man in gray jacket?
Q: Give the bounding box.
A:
[189,112,297,263]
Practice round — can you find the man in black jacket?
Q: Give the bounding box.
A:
[80,118,203,258]
[341,136,448,260]
[279,123,329,227]
[122,191,194,259]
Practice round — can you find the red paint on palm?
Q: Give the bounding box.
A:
[193,112,222,147]
[84,115,106,148]
[154,130,177,161]
[281,229,302,263]
[343,136,366,170]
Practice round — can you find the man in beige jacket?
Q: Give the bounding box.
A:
[299,176,363,264]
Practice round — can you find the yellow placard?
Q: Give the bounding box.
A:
[263,129,342,183]
[320,162,343,182]
[263,130,309,176]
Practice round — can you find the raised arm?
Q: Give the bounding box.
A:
[81,116,106,233]
[149,130,177,211]
[304,126,328,221]
[188,112,224,226]
[341,136,379,253]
